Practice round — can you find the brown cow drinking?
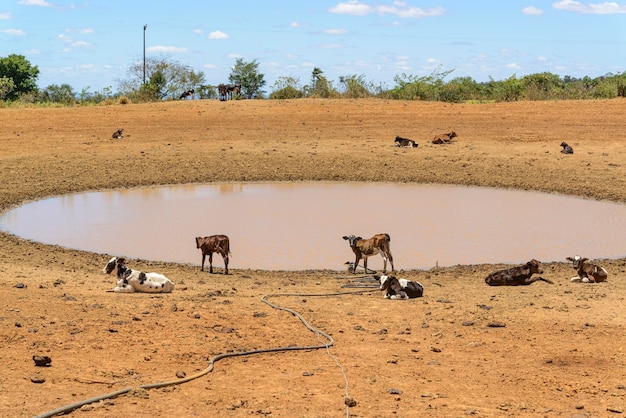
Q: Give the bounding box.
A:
[484,259,553,286]
[195,235,231,274]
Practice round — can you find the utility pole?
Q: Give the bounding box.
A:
[143,24,147,84]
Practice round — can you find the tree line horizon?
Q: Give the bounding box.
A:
[1,53,625,106]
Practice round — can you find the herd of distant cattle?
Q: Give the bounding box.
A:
[102,230,608,298]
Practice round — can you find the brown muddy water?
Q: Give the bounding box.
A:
[2,182,626,271]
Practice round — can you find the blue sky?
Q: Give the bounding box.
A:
[1,0,624,94]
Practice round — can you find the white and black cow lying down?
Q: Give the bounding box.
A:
[102,257,175,293]
[375,274,424,299]
[566,255,608,283]
[394,136,418,148]
[484,259,553,286]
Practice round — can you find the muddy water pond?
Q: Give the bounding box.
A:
[2,182,626,271]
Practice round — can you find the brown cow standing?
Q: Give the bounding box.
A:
[343,233,394,274]
[484,259,553,286]
[195,235,230,274]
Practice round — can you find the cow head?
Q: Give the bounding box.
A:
[526,259,544,275]
[375,274,391,291]
[103,257,118,274]
[342,235,362,247]
[448,131,457,139]
[566,255,587,270]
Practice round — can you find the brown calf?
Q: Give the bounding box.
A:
[431,131,457,144]
[343,233,394,274]
[566,255,608,283]
[195,235,231,274]
[485,259,553,286]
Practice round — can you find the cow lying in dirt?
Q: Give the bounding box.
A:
[112,129,124,139]
[376,274,423,299]
[102,257,175,293]
[484,259,553,286]
[431,131,457,144]
[560,141,574,154]
[394,136,418,148]
[566,255,608,283]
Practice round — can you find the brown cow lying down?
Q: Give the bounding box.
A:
[376,274,423,299]
[394,136,418,148]
[566,255,608,283]
[484,259,553,286]
[432,131,457,144]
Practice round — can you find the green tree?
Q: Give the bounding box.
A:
[118,56,205,101]
[0,54,39,101]
[306,67,337,98]
[41,84,76,105]
[0,76,15,101]
[388,66,454,100]
[269,76,304,99]
[339,74,377,98]
[228,58,266,99]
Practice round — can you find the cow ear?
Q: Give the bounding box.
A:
[566,257,573,262]
[117,257,126,264]
[342,236,348,240]
[356,236,362,240]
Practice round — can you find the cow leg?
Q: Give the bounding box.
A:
[353,255,361,274]
[363,257,369,274]
[209,253,214,274]
[201,253,206,271]
[223,252,229,275]
[388,252,394,272]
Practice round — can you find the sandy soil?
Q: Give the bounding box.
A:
[1,98,626,418]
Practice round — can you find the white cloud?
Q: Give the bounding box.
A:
[522,6,544,15]
[506,63,521,70]
[329,1,372,16]
[147,45,190,53]
[208,30,229,40]
[71,40,92,48]
[0,28,26,35]
[329,1,445,18]
[65,28,95,34]
[376,3,445,18]
[18,0,52,6]
[0,12,13,19]
[227,53,244,59]
[553,0,626,14]
[193,29,203,35]
[289,22,302,27]
[323,28,349,35]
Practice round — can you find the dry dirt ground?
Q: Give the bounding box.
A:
[1,99,626,418]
